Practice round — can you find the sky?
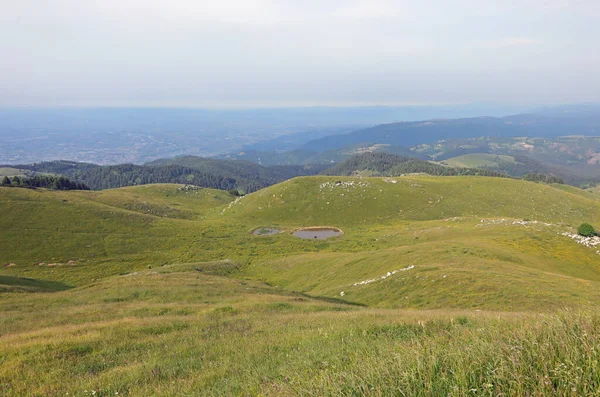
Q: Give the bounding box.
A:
[1,0,599,107]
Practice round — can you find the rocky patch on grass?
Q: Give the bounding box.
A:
[561,232,600,250]
[221,195,246,214]
[177,184,202,193]
[352,265,415,286]
[319,180,369,192]
[38,260,78,267]
[478,218,554,227]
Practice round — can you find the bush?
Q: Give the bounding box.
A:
[578,223,596,237]
[228,189,246,197]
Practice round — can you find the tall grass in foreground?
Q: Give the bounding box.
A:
[306,311,600,396]
[2,296,600,395]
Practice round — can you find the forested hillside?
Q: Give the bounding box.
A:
[7,158,327,192]
[322,152,507,178]
[0,174,89,190]
[5,152,569,192]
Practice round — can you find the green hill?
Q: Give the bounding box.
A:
[215,175,600,310]
[4,177,600,394]
[3,176,600,307]
[0,184,237,284]
[222,175,598,226]
[322,152,505,178]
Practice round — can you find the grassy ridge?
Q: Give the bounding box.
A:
[223,176,600,226]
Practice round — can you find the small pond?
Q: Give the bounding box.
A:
[292,227,343,240]
[252,228,281,236]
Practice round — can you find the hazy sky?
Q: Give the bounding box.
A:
[1,0,599,107]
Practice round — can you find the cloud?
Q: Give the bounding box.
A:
[0,0,598,106]
[481,37,541,49]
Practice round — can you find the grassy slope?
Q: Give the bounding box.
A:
[227,177,600,310]
[2,264,600,395]
[0,184,236,285]
[221,175,600,226]
[0,167,28,177]
[2,177,600,310]
[441,153,516,168]
[3,178,600,394]
[0,275,71,293]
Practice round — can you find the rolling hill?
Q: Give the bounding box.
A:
[3,176,600,306]
[3,176,600,394]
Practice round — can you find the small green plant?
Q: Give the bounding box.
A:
[578,223,596,237]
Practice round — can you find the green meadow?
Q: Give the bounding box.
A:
[2,176,600,395]
[0,167,29,178]
[440,154,517,168]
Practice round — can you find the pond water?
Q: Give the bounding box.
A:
[292,228,343,240]
[252,228,281,236]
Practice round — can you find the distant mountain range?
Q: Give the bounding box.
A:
[298,106,600,153]
[3,105,600,189]
[218,105,600,186]
[0,104,525,165]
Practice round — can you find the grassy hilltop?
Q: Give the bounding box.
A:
[2,176,600,394]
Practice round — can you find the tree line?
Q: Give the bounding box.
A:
[2,153,566,193]
[322,152,507,178]
[5,160,327,192]
[1,175,89,190]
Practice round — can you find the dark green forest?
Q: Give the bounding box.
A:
[0,175,89,190]
[7,159,328,192]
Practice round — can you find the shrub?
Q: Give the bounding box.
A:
[578,223,596,237]
[228,189,245,197]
